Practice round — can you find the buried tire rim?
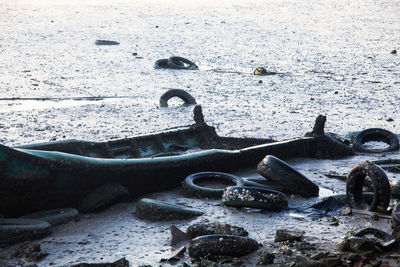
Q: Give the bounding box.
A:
[159,89,196,107]
[20,208,79,226]
[182,172,244,199]
[346,161,390,212]
[352,128,399,153]
[188,234,259,258]
[222,186,288,211]
[167,56,198,70]
[154,58,169,69]
[257,155,319,197]
[0,218,51,245]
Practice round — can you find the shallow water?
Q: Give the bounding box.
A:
[1,0,400,266]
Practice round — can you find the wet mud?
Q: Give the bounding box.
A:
[1,0,400,266]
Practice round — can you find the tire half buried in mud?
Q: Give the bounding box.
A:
[257,155,319,197]
[135,198,203,221]
[188,234,259,258]
[182,172,244,199]
[352,128,399,153]
[392,202,400,240]
[0,218,51,245]
[20,208,79,226]
[159,89,197,107]
[346,161,390,213]
[222,186,288,211]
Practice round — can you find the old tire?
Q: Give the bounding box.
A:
[135,198,203,221]
[182,172,244,199]
[20,208,79,226]
[392,202,400,240]
[257,155,319,197]
[154,58,169,69]
[167,56,198,70]
[79,183,130,213]
[0,218,51,245]
[222,186,288,211]
[353,128,399,153]
[346,162,390,213]
[188,235,259,258]
[159,89,197,107]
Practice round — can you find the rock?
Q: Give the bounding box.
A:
[170,225,190,246]
[135,198,203,221]
[186,221,248,238]
[11,242,49,262]
[70,257,129,267]
[340,207,352,216]
[338,237,382,254]
[274,229,304,243]
[257,251,275,265]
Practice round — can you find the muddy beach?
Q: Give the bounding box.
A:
[1,0,400,266]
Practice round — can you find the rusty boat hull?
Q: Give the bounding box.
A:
[0,112,353,217]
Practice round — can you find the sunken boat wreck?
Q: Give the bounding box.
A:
[0,106,353,217]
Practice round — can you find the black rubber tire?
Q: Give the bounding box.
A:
[167,56,198,70]
[222,186,288,211]
[257,155,319,197]
[135,198,203,221]
[159,89,197,107]
[188,234,259,258]
[20,208,79,226]
[79,183,130,214]
[0,218,51,245]
[392,202,400,240]
[242,178,286,192]
[154,58,169,69]
[353,128,399,153]
[182,172,244,199]
[346,162,391,213]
